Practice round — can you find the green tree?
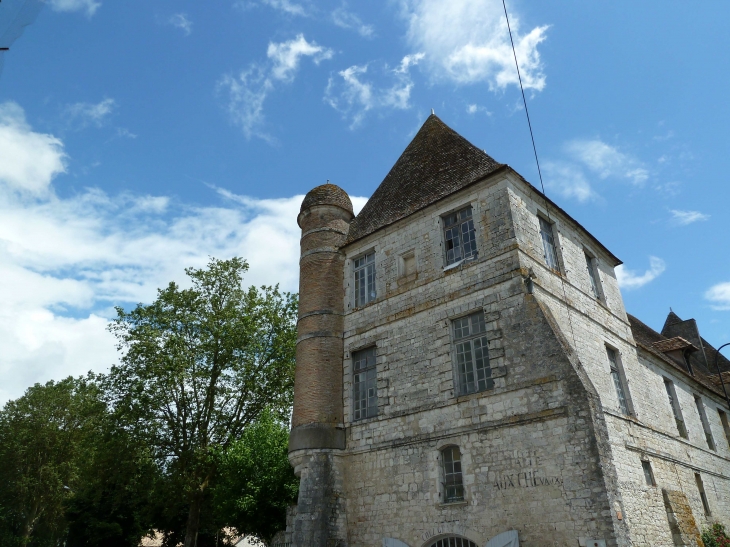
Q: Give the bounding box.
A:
[105,257,297,547]
[0,376,105,546]
[212,409,298,545]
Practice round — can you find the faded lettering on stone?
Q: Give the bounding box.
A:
[493,469,563,490]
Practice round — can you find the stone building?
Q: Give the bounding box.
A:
[285,114,730,547]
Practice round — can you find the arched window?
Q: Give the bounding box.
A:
[441,446,464,503]
[427,537,478,547]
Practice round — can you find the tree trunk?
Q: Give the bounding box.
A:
[183,492,203,547]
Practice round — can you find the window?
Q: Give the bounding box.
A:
[539,216,559,271]
[352,347,377,420]
[585,252,602,299]
[427,538,478,547]
[641,460,656,486]
[443,206,477,266]
[694,396,716,451]
[452,311,491,396]
[719,409,730,448]
[354,252,376,307]
[441,446,464,503]
[664,379,688,438]
[695,473,711,515]
[607,347,630,415]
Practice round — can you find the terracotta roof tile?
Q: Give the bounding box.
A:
[652,337,698,353]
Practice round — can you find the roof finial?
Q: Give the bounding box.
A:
[431,108,435,115]
[326,179,330,184]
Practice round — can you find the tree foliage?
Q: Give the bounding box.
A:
[212,409,298,545]
[105,257,297,547]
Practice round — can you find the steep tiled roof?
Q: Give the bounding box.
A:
[345,114,504,244]
[628,314,725,398]
[652,337,698,354]
[660,311,730,374]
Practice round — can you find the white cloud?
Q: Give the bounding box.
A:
[669,209,709,226]
[566,139,648,185]
[615,256,666,290]
[0,102,66,196]
[401,0,548,90]
[466,103,491,116]
[168,13,192,36]
[332,5,374,37]
[267,34,333,82]
[260,0,307,16]
[115,127,137,139]
[545,139,651,201]
[47,0,101,17]
[64,97,116,128]
[218,35,332,140]
[0,103,369,403]
[705,282,730,311]
[543,161,596,203]
[325,54,423,127]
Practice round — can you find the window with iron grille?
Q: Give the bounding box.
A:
[539,216,559,271]
[443,206,477,266]
[427,537,478,547]
[694,395,716,451]
[641,460,656,486]
[452,311,491,396]
[585,252,602,299]
[354,252,376,307]
[441,446,464,503]
[664,379,688,438]
[352,347,377,421]
[607,347,630,415]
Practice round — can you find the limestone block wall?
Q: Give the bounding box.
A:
[339,176,623,546]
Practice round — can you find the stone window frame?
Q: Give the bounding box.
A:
[583,247,605,302]
[344,338,388,424]
[351,346,378,421]
[352,248,377,308]
[718,408,730,449]
[439,202,481,271]
[663,378,689,439]
[695,473,711,516]
[435,441,469,506]
[605,344,634,416]
[693,395,716,451]
[535,211,565,275]
[450,309,493,397]
[640,458,656,487]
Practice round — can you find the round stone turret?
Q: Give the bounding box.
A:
[290,183,354,453]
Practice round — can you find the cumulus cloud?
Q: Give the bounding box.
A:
[47,0,101,16]
[332,4,374,37]
[325,53,424,127]
[705,282,730,311]
[401,0,548,90]
[63,97,116,128]
[0,103,368,403]
[669,209,709,226]
[466,103,491,116]
[0,102,66,196]
[615,256,666,290]
[168,13,192,36]
[218,35,332,140]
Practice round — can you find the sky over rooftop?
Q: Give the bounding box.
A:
[0,0,728,402]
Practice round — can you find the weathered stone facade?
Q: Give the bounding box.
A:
[286,115,730,547]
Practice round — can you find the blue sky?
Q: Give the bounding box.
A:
[1,0,729,402]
